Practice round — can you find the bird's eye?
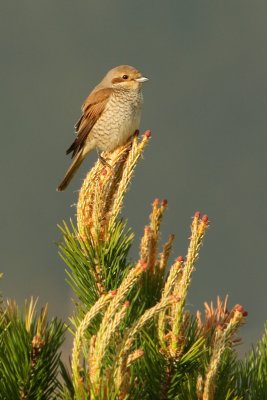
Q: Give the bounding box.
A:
[122,75,129,80]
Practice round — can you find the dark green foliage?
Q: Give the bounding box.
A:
[139,265,165,308]
[128,319,205,400]
[235,324,267,399]
[0,301,65,400]
[58,221,100,310]
[58,220,134,308]
[213,349,239,400]
[59,361,74,400]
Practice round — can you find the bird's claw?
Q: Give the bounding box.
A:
[98,151,112,169]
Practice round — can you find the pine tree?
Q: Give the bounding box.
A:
[0,131,267,399]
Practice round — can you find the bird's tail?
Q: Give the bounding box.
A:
[57,152,84,191]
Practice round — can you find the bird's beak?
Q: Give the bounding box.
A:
[135,76,149,83]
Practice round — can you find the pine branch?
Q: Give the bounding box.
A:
[0,298,65,400]
[57,131,255,399]
[2,120,264,400]
[71,292,114,396]
[235,323,267,399]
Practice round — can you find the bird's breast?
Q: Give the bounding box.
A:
[91,90,143,151]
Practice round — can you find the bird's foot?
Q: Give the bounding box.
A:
[97,150,112,169]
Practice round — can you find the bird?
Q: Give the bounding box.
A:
[57,65,148,191]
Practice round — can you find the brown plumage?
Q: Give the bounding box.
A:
[57,65,148,191]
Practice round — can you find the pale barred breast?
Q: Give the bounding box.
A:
[91,89,143,151]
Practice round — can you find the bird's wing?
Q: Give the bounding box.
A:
[66,87,112,158]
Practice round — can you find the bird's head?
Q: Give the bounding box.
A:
[102,65,148,90]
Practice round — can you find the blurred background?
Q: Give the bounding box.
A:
[1,0,266,355]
